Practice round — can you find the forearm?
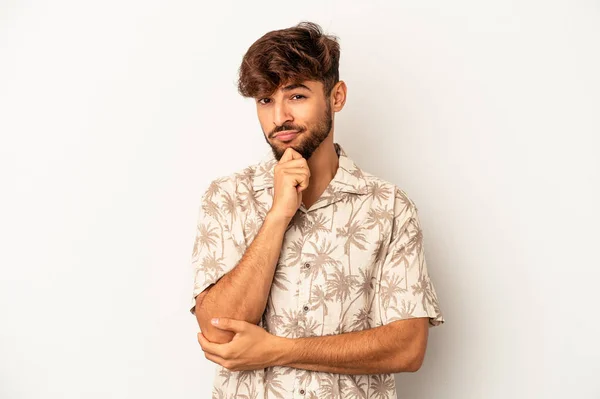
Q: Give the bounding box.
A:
[196,211,290,342]
[277,319,428,374]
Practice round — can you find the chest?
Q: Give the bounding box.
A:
[240,191,393,336]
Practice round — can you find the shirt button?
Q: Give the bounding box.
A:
[304,262,311,269]
[303,305,309,312]
[299,389,305,395]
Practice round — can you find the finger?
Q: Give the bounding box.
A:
[298,178,309,191]
[278,158,309,170]
[197,332,224,356]
[281,173,308,191]
[283,173,309,189]
[288,148,303,160]
[282,168,311,176]
[204,350,227,367]
[211,317,247,333]
[292,180,309,194]
[279,147,303,163]
[279,147,295,163]
[296,177,309,192]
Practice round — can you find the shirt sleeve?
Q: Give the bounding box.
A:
[188,177,243,315]
[376,189,444,327]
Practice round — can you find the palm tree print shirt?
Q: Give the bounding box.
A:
[190,142,444,398]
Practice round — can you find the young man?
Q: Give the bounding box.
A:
[189,21,444,399]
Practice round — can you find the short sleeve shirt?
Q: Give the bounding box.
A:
[189,142,444,399]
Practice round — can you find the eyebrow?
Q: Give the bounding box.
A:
[281,83,312,92]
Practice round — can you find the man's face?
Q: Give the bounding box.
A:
[256,80,332,161]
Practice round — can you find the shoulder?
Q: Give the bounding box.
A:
[201,157,266,200]
[360,170,418,212]
[201,173,236,201]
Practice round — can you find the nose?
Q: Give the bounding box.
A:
[272,101,292,128]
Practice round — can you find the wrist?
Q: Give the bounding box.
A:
[272,336,297,367]
[265,210,292,227]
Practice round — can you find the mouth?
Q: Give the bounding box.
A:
[274,130,299,142]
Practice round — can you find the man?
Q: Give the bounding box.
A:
[189,21,444,399]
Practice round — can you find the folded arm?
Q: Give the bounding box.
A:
[280,317,430,374]
[198,316,430,374]
[195,212,290,344]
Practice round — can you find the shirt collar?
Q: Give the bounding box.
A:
[251,142,369,195]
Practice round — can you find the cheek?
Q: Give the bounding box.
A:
[257,113,272,133]
[299,104,322,124]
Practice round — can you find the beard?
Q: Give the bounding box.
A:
[264,101,332,161]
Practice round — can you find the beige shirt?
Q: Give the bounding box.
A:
[189,142,444,399]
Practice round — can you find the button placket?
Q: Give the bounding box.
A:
[297,215,314,336]
[292,220,313,396]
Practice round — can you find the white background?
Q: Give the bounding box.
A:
[1,1,599,398]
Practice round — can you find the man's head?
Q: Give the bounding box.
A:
[237,22,346,161]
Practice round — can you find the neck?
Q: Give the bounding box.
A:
[302,136,339,208]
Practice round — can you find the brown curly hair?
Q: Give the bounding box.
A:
[237,22,340,99]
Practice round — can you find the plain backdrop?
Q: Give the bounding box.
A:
[1,1,599,398]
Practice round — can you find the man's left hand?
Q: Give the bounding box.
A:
[197,317,288,371]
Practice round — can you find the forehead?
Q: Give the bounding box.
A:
[268,80,323,96]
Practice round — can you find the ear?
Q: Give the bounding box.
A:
[331,80,347,112]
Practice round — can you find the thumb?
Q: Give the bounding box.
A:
[279,147,294,163]
[210,317,246,333]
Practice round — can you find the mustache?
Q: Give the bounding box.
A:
[269,124,305,138]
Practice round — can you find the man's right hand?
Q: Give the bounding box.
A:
[269,147,311,220]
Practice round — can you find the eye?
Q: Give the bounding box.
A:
[257,98,271,105]
[291,94,306,100]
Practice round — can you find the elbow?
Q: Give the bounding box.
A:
[395,336,427,373]
[404,320,429,372]
[198,314,236,344]
[194,292,235,344]
[393,348,425,373]
[404,350,426,372]
[387,317,430,373]
[193,288,261,344]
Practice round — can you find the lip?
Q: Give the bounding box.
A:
[274,130,299,142]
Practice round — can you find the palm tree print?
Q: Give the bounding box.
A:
[264,368,288,398]
[336,219,368,274]
[205,177,226,200]
[200,251,227,282]
[369,374,396,399]
[304,212,330,239]
[310,284,335,335]
[189,143,444,398]
[303,240,341,301]
[284,238,304,266]
[271,266,291,292]
[340,268,377,323]
[221,189,237,228]
[193,221,219,257]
